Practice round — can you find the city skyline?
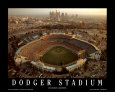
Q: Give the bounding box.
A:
[8,8,107,16]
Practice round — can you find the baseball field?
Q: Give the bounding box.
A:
[40,46,78,66]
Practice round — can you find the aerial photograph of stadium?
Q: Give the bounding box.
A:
[8,8,107,78]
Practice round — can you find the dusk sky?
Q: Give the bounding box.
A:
[8,8,107,16]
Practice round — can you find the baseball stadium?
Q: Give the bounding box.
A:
[14,32,101,73]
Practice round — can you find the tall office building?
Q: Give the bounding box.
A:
[49,10,74,21]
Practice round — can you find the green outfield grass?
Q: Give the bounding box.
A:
[40,46,78,66]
